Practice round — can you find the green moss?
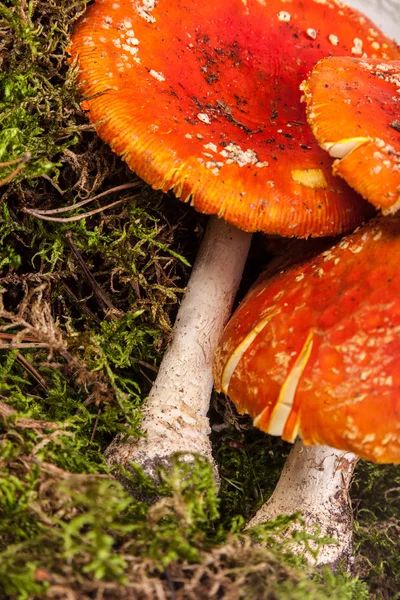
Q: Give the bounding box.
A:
[0,446,371,600]
[351,461,400,599]
[214,418,291,525]
[0,0,89,184]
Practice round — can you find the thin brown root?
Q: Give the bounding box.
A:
[0,152,31,186]
[23,197,131,222]
[24,181,141,215]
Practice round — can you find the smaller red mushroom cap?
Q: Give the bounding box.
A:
[213,216,400,463]
[302,57,400,214]
[69,0,400,238]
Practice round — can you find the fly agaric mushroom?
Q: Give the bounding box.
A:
[302,56,400,214]
[214,215,400,565]
[70,0,397,483]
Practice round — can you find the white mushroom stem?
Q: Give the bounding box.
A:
[247,439,358,567]
[106,216,252,484]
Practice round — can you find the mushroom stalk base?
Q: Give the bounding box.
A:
[248,439,357,568]
[105,217,252,488]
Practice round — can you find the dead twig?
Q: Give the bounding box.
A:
[15,351,48,391]
[0,399,61,430]
[61,281,100,323]
[25,457,111,479]
[65,231,122,319]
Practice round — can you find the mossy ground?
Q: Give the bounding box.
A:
[0,1,399,598]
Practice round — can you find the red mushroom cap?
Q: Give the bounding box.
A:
[70,0,400,237]
[302,56,400,214]
[214,216,400,463]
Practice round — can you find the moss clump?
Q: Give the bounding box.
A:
[351,462,400,599]
[0,442,369,600]
[0,1,399,599]
[0,0,90,183]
